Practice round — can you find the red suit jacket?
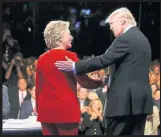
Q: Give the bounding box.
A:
[35,49,81,123]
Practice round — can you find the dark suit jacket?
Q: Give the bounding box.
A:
[75,26,153,117]
[95,87,107,108]
[2,85,10,119]
[8,87,31,119]
[19,99,33,119]
[79,99,90,107]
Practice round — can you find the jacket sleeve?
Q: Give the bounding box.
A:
[2,89,10,119]
[75,36,129,74]
[35,57,43,112]
[70,52,103,89]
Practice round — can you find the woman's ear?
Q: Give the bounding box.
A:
[58,39,62,42]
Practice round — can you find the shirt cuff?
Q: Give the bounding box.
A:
[72,62,76,74]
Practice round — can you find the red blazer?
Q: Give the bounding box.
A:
[35,49,81,123]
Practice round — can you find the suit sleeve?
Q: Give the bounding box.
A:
[75,36,129,74]
[70,52,103,89]
[2,90,10,119]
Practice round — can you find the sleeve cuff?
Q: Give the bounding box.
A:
[72,62,77,74]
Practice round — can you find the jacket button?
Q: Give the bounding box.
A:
[94,132,96,134]
[94,129,96,130]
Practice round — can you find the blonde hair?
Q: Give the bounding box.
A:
[88,92,99,100]
[88,99,103,121]
[149,72,158,85]
[43,20,70,49]
[105,7,137,26]
[156,81,160,89]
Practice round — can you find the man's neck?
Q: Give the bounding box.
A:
[79,99,85,101]
[19,89,26,93]
[123,24,135,33]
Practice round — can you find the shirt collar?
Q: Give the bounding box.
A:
[79,99,85,104]
[123,25,135,34]
[19,90,27,96]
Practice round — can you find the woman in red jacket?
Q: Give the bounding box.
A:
[35,20,103,135]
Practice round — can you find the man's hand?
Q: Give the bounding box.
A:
[10,59,15,67]
[55,56,74,72]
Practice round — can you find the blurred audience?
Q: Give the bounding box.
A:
[154,89,160,110]
[145,59,160,135]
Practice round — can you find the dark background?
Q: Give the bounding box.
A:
[2,2,160,60]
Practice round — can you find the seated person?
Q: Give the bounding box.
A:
[19,83,37,119]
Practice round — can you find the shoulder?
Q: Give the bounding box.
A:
[63,50,77,56]
[64,50,80,62]
[123,26,144,40]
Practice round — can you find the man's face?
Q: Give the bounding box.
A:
[18,79,27,91]
[109,16,124,37]
[79,88,88,100]
[153,65,160,74]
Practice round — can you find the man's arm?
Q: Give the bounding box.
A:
[74,74,103,89]
[75,36,129,74]
[5,59,14,80]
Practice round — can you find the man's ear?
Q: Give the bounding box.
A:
[121,19,125,25]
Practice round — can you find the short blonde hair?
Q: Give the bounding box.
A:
[43,20,70,49]
[105,7,137,26]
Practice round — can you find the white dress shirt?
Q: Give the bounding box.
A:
[19,90,27,106]
[31,98,36,110]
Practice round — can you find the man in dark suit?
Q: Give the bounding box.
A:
[55,7,153,135]
[8,78,31,119]
[19,83,37,119]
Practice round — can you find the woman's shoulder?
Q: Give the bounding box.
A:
[63,50,79,62]
[63,50,77,56]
